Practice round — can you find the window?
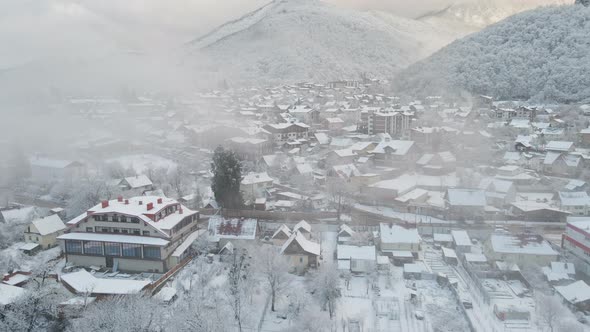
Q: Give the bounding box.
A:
[65,240,83,254]
[131,218,139,224]
[83,241,103,255]
[143,246,161,259]
[113,229,120,233]
[143,231,150,236]
[133,230,140,235]
[104,242,121,256]
[112,214,119,222]
[120,216,127,222]
[121,229,129,234]
[101,228,109,233]
[86,227,93,232]
[122,243,141,257]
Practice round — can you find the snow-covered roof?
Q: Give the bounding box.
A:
[433,233,453,243]
[296,163,313,175]
[338,224,355,237]
[280,231,320,256]
[550,262,575,275]
[489,234,557,256]
[337,245,376,261]
[478,178,513,194]
[555,280,590,304]
[154,287,177,302]
[370,173,459,195]
[272,224,292,239]
[293,220,311,233]
[372,140,415,155]
[121,175,152,189]
[331,164,361,179]
[441,247,457,259]
[446,189,486,207]
[19,243,40,251]
[546,141,573,152]
[68,196,197,237]
[207,216,257,241]
[558,191,590,206]
[379,223,421,244]
[403,262,429,274]
[464,253,487,263]
[58,232,169,246]
[31,214,66,236]
[61,270,151,295]
[0,284,25,305]
[172,229,205,257]
[241,172,273,185]
[451,230,472,247]
[314,132,330,145]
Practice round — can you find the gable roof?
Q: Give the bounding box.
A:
[121,175,153,189]
[338,224,355,237]
[372,140,415,155]
[446,189,486,207]
[293,220,311,233]
[31,214,66,236]
[558,191,590,206]
[555,280,590,304]
[280,231,320,256]
[272,224,292,239]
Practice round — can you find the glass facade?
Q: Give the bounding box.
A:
[122,243,142,257]
[143,246,161,259]
[83,241,103,255]
[65,240,83,254]
[104,242,121,256]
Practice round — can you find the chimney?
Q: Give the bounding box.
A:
[117,196,123,202]
[125,199,129,205]
[139,201,143,205]
[157,198,163,204]
[147,202,154,211]
[101,200,109,208]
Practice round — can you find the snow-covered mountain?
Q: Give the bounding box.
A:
[187,0,459,84]
[394,4,590,103]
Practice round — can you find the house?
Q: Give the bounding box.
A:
[289,105,319,124]
[379,223,421,257]
[442,247,458,265]
[433,233,453,248]
[293,220,312,239]
[451,230,472,254]
[543,152,581,177]
[483,233,558,266]
[555,280,590,311]
[240,172,274,202]
[271,224,292,246]
[416,151,456,175]
[557,191,590,216]
[323,117,345,131]
[58,196,200,273]
[337,224,355,244]
[542,262,576,285]
[263,123,309,145]
[227,137,273,161]
[403,262,431,280]
[563,217,590,276]
[445,189,487,220]
[24,214,67,249]
[478,178,516,208]
[326,149,356,166]
[280,231,321,274]
[119,175,153,193]
[29,157,85,182]
[580,128,590,146]
[545,141,574,153]
[371,140,418,167]
[337,245,376,273]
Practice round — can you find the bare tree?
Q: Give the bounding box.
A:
[536,293,566,332]
[227,248,250,332]
[255,245,292,312]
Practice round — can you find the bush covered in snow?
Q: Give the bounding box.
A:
[395,5,590,103]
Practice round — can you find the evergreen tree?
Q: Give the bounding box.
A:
[211,146,243,209]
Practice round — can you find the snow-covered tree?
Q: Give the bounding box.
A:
[211,146,243,209]
[254,245,292,312]
[226,247,250,332]
[308,264,341,318]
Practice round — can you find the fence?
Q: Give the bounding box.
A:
[200,208,339,221]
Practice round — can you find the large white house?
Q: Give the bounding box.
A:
[563,217,590,276]
[58,196,200,273]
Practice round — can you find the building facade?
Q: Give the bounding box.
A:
[58,196,200,273]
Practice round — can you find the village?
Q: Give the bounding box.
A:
[2,79,590,331]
